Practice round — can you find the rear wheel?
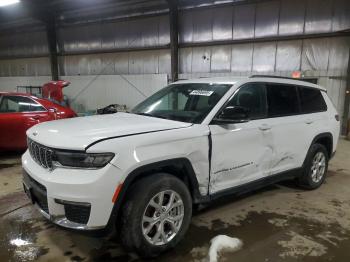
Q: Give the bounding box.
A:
[119,173,192,257]
[298,143,328,189]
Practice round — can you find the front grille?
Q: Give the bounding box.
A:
[64,203,91,224]
[28,138,54,170]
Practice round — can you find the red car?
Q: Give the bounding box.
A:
[0,92,77,151]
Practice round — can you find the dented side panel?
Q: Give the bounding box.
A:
[90,124,211,196]
[209,119,273,193]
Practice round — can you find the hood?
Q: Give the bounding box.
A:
[27,112,192,150]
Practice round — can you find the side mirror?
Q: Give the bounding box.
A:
[48,108,57,113]
[213,106,250,124]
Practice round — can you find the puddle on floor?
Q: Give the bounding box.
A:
[0,217,49,261]
[0,207,349,262]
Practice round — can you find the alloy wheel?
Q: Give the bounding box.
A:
[310,152,326,183]
[141,190,184,246]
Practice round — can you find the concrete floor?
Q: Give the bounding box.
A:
[0,140,350,262]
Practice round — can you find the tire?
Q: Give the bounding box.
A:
[119,173,192,257]
[298,143,329,190]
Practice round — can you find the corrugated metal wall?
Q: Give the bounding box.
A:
[178,37,350,74]
[179,0,350,43]
[0,0,349,114]
[58,15,170,53]
[58,50,171,76]
[0,0,349,77]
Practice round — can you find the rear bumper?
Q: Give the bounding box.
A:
[22,150,123,231]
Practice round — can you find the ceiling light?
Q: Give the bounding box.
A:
[0,0,20,7]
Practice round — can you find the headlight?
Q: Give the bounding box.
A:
[53,151,115,169]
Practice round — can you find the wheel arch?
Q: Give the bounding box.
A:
[304,132,333,167]
[106,158,208,232]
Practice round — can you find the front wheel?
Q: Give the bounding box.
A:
[119,173,192,257]
[298,143,329,189]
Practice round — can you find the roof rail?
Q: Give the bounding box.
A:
[250,75,304,81]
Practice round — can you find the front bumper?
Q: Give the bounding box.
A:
[22,150,123,230]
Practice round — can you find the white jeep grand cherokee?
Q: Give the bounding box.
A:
[22,76,340,257]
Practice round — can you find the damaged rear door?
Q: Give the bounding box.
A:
[264,83,305,174]
[209,83,273,193]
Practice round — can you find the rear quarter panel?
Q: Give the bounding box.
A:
[322,92,340,153]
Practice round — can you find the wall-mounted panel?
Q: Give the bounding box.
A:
[332,0,350,31]
[179,47,193,74]
[87,24,102,51]
[114,52,129,74]
[141,17,160,47]
[113,21,130,48]
[328,37,350,71]
[143,51,159,74]
[100,22,116,50]
[233,4,256,39]
[231,44,253,72]
[276,40,302,71]
[179,11,193,43]
[59,27,81,52]
[255,1,279,38]
[192,9,213,42]
[301,38,330,71]
[0,31,48,58]
[211,45,231,72]
[0,57,50,76]
[88,55,102,75]
[212,7,233,41]
[158,49,171,74]
[252,42,277,72]
[158,15,170,45]
[191,47,211,73]
[99,53,116,75]
[279,0,305,35]
[305,0,333,33]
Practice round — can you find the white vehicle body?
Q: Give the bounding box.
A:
[22,76,340,231]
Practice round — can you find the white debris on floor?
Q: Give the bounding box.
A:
[208,235,243,262]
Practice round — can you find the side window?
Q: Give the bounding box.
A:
[227,83,267,119]
[0,96,45,113]
[266,84,299,117]
[299,87,327,113]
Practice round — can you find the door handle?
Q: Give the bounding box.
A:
[30,115,41,120]
[259,124,271,131]
[305,119,314,124]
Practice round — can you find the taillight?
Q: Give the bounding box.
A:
[335,114,340,121]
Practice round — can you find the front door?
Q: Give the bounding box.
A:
[0,95,51,150]
[209,83,273,194]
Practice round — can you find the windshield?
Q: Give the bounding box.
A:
[132,83,232,123]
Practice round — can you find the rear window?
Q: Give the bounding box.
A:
[299,87,327,113]
[266,84,299,117]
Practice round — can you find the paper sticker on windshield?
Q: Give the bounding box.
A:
[190,90,214,96]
